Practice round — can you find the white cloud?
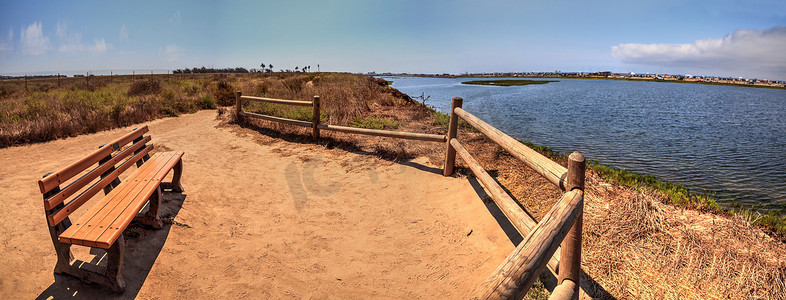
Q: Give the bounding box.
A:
[169,10,182,24]
[161,43,184,62]
[90,38,109,53]
[612,26,786,79]
[119,25,129,42]
[20,22,50,55]
[56,21,111,54]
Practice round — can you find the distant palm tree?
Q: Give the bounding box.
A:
[317,64,320,72]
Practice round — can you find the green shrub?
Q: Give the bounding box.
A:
[198,94,217,109]
[179,82,201,95]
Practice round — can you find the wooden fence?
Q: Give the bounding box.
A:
[235,92,447,142]
[445,97,585,299]
[235,93,585,300]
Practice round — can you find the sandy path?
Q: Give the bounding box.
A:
[0,110,514,299]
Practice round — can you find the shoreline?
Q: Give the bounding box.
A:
[407,89,786,239]
[387,74,786,90]
[514,133,786,239]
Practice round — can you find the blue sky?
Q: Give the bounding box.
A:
[1,0,785,79]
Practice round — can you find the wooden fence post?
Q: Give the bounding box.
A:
[443,97,463,176]
[312,96,321,139]
[235,91,242,120]
[559,152,585,299]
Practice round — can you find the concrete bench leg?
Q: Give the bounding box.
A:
[161,158,184,193]
[106,235,127,294]
[136,186,163,229]
[49,231,128,294]
[49,225,74,275]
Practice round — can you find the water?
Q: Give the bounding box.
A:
[387,76,786,211]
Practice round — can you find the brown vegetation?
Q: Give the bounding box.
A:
[0,75,222,148]
[3,72,784,298]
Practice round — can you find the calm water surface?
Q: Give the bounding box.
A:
[388,77,786,211]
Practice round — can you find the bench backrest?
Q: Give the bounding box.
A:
[38,126,153,227]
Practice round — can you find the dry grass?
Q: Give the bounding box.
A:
[583,183,786,299]
[0,75,225,148]
[4,72,785,299]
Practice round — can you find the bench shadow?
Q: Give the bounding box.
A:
[466,177,616,300]
[35,191,187,300]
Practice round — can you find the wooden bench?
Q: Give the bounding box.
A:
[37,125,184,293]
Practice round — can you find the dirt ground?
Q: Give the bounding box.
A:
[0,110,517,299]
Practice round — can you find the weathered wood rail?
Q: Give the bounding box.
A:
[446,97,585,300]
[235,92,585,299]
[235,92,446,142]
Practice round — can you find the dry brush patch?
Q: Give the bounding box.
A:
[5,72,785,298]
[0,76,223,148]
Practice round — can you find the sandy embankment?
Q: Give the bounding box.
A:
[0,110,515,298]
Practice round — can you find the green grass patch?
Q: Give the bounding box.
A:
[586,162,721,210]
[431,110,474,130]
[461,79,558,86]
[730,204,786,238]
[349,116,400,130]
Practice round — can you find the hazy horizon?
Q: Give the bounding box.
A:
[1,1,785,80]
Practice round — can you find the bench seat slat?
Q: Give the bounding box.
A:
[47,145,153,226]
[39,126,149,194]
[59,151,184,249]
[94,151,183,248]
[59,151,171,246]
[71,152,178,247]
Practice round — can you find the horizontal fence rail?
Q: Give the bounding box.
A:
[318,124,446,142]
[453,107,569,191]
[235,92,447,142]
[240,95,314,106]
[238,111,313,127]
